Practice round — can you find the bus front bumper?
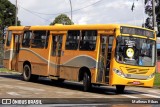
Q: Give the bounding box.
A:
[110,72,155,87]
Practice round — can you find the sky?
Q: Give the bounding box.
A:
[8,0,147,26]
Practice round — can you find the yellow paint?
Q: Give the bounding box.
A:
[4,24,156,88]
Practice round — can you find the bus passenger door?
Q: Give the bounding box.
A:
[49,35,63,76]
[11,34,21,70]
[97,35,114,83]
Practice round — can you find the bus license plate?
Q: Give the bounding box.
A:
[133,81,140,85]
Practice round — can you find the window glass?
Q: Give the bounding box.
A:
[116,36,155,66]
[108,36,114,52]
[44,31,49,48]
[6,31,12,46]
[79,30,97,51]
[52,36,58,56]
[31,31,47,48]
[22,31,32,47]
[65,30,80,50]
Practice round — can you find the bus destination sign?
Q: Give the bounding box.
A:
[120,26,154,38]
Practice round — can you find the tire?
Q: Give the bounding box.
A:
[116,85,125,94]
[83,72,91,92]
[23,64,39,81]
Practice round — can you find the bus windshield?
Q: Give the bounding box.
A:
[116,36,156,66]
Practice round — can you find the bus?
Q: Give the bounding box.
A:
[3,24,156,93]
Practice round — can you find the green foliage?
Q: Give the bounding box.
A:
[154,73,160,87]
[50,14,73,25]
[144,0,160,31]
[0,0,21,36]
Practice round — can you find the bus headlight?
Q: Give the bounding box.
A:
[113,68,125,78]
[147,72,155,80]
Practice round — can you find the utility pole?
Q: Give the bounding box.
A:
[153,0,157,32]
[15,0,18,26]
[69,0,72,24]
[152,0,158,73]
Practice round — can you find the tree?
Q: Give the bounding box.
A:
[144,0,160,33]
[0,0,21,37]
[50,14,73,25]
[155,0,160,36]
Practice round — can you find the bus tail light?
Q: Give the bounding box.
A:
[113,68,125,78]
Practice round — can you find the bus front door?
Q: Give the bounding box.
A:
[97,36,114,83]
[11,34,21,70]
[49,35,63,76]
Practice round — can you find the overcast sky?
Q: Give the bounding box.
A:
[8,0,147,27]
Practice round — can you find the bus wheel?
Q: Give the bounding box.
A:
[23,64,31,81]
[116,85,125,94]
[23,64,39,81]
[83,72,91,92]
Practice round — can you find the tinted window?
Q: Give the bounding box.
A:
[52,35,63,56]
[6,31,12,46]
[79,30,97,51]
[65,30,80,50]
[22,31,32,48]
[31,31,48,48]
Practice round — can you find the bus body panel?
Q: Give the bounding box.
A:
[3,24,156,90]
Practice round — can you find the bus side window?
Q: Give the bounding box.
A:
[79,30,97,51]
[52,36,58,56]
[22,31,32,48]
[65,30,80,50]
[44,31,49,48]
[31,31,47,48]
[6,31,12,46]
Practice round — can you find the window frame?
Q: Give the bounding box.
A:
[22,30,32,48]
[65,30,80,50]
[30,30,49,49]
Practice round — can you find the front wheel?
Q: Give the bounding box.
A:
[23,64,31,81]
[116,85,125,94]
[83,72,91,92]
[23,64,39,81]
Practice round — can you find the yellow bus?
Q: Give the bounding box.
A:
[3,24,156,93]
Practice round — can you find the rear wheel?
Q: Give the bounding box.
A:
[23,64,39,81]
[116,85,125,94]
[83,72,91,92]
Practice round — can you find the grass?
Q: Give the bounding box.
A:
[154,73,160,87]
[0,68,10,72]
[0,68,9,72]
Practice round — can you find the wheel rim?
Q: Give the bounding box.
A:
[24,66,30,78]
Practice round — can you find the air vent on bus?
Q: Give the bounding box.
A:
[125,67,148,74]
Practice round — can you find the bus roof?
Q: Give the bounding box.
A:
[7,24,154,32]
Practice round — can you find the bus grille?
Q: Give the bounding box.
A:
[125,67,148,74]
